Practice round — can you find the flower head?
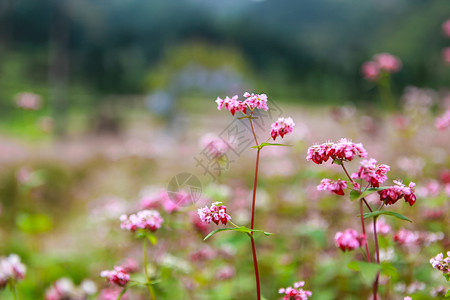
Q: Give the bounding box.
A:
[378,180,416,206]
[100,267,130,287]
[0,254,26,289]
[373,53,402,73]
[430,251,450,274]
[361,61,380,81]
[435,109,450,130]
[335,229,366,252]
[306,139,367,164]
[243,92,269,111]
[351,158,390,187]
[317,179,347,196]
[197,202,231,225]
[120,210,163,232]
[443,19,450,37]
[278,280,312,300]
[271,117,295,140]
[442,47,450,65]
[216,95,246,115]
[15,92,42,110]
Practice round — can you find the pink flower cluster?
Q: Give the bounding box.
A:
[378,180,416,206]
[335,229,366,252]
[430,251,450,274]
[200,133,230,159]
[278,281,312,300]
[351,158,390,187]
[139,190,190,213]
[271,117,295,140]
[317,178,347,196]
[98,287,128,300]
[306,138,368,164]
[393,229,443,247]
[197,202,231,225]
[100,266,130,287]
[361,53,402,81]
[435,109,450,130]
[443,47,450,65]
[443,19,450,38]
[0,254,26,289]
[120,210,163,232]
[216,92,268,115]
[45,278,97,300]
[15,92,42,110]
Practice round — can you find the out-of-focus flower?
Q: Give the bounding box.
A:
[393,229,419,246]
[306,139,367,164]
[16,166,33,185]
[442,19,450,37]
[98,286,128,300]
[278,281,312,300]
[361,61,380,81]
[373,53,402,73]
[370,217,391,235]
[430,251,450,274]
[317,179,347,196]
[396,156,425,177]
[215,265,235,280]
[190,246,216,262]
[379,247,395,262]
[442,47,450,64]
[15,92,42,110]
[243,92,269,111]
[200,133,230,159]
[351,158,390,187]
[0,254,26,289]
[120,210,163,232]
[120,258,139,273]
[190,211,210,235]
[435,110,450,130]
[271,117,295,140]
[100,266,130,287]
[431,286,448,297]
[404,297,412,300]
[401,86,436,114]
[197,202,231,225]
[335,229,366,252]
[45,278,95,300]
[378,180,416,206]
[216,95,247,115]
[80,279,97,296]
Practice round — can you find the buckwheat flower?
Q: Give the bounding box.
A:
[215,265,235,280]
[198,202,231,225]
[435,109,450,130]
[0,254,26,289]
[378,180,416,206]
[278,280,312,300]
[101,266,130,287]
[370,217,391,235]
[430,251,450,274]
[431,286,448,297]
[200,133,229,159]
[329,138,368,162]
[45,278,77,300]
[442,47,450,65]
[243,92,269,111]
[271,117,295,140]
[361,61,380,81]
[15,92,42,110]
[317,178,347,196]
[393,229,419,246]
[216,95,246,115]
[306,142,333,164]
[120,210,163,232]
[404,297,412,300]
[335,229,366,252]
[443,19,450,37]
[351,158,390,187]
[373,53,402,73]
[120,258,139,273]
[98,286,128,300]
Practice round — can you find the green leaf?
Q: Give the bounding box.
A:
[16,213,52,234]
[332,159,343,165]
[349,187,389,201]
[204,226,272,240]
[445,273,450,282]
[445,289,450,297]
[362,211,412,223]
[347,261,382,286]
[252,143,292,150]
[380,262,398,279]
[147,234,158,245]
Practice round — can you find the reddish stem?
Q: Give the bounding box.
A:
[372,217,381,300]
[360,199,371,263]
[250,235,261,300]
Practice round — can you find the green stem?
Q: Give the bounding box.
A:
[10,282,18,300]
[143,239,156,300]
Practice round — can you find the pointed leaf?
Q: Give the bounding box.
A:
[147,234,158,245]
[204,226,272,240]
[362,211,412,223]
[252,143,292,149]
[347,261,382,286]
[349,187,389,201]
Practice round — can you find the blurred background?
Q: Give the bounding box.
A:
[1,0,450,299]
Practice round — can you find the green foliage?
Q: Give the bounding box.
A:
[204,226,272,240]
[362,211,412,223]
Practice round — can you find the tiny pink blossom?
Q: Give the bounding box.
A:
[120,210,163,232]
[361,61,380,81]
[378,180,416,206]
[335,229,366,252]
[370,217,391,235]
[443,47,450,65]
[307,139,367,164]
[435,109,450,130]
[443,19,450,37]
[98,286,128,300]
[351,158,390,187]
[100,266,130,287]
[430,251,450,274]
[393,229,419,246]
[317,179,347,196]
[373,53,402,73]
[198,202,231,226]
[200,133,230,159]
[243,92,269,111]
[216,95,246,115]
[15,92,42,110]
[215,265,235,280]
[404,297,412,300]
[278,280,312,300]
[271,117,295,140]
[0,254,26,289]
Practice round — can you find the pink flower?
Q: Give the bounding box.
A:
[335,229,366,252]
[378,180,416,206]
[98,287,128,300]
[317,179,347,196]
[430,251,450,274]
[216,95,246,115]
[278,281,312,300]
[197,202,231,225]
[442,47,450,64]
[0,254,26,289]
[361,61,380,81]
[373,53,402,73]
[435,109,450,130]
[351,158,390,187]
[45,278,81,300]
[442,19,450,37]
[271,117,295,140]
[100,267,130,287]
[243,92,269,111]
[215,265,235,280]
[307,139,367,164]
[404,297,412,300]
[15,92,42,110]
[120,210,163,232]
[120,258,139,273]
[393,229,419,246]
[370,217,391,235]
[200,133,230,159]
